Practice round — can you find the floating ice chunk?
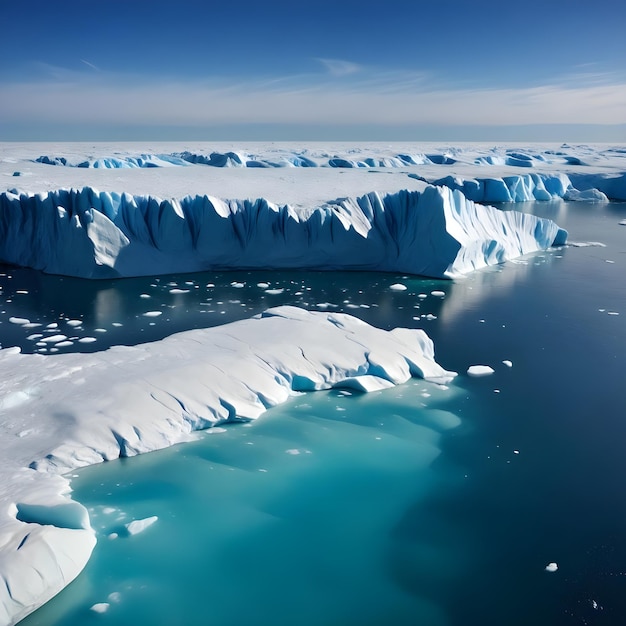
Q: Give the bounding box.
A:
[26,334,43,341]
[125,516,158,535]
[8,317,30,325]
[169,288,189,294]
[389,283,407,291]
[265,288,284,295]
[140,293,151,298]
[230,282,245,288]
[568,241,606,248]
[564,188,609,202]
[143,311,162,317]
[502,360,513,367]
[108,592,122,603]
[620,220,626,226]
[545,562,558,572]
[55,341,74,348]
[78,337,97,343]
[431,290,445,297]
[608,311,619,316]
[90,603,109,613]
[285,449,301,455]
[41,334,68,343]
[467,365,495,376]
[66,320,82,327]
[257,282,270,288]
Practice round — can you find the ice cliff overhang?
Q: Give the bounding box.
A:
[0,185,567,280]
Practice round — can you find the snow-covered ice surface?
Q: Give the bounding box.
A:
[0,304,454,625]
[0,141,624,625]
[0,142,579,280]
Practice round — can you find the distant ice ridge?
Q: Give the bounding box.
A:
[0,306,455,625]
[0,185,567,279]
[29,145,621,172]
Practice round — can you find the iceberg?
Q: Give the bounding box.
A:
[0,185,566,280]
[0,306,454,625]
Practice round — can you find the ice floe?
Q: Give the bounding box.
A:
[0,306,454,624]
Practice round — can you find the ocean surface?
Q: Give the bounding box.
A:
[8,200,626,626]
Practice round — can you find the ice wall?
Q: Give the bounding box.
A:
[0,185,567,280]
[0,306,454,624]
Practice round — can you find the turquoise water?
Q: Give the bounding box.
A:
[11,201,626,625]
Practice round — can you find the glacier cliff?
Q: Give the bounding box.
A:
[0,306,454,625]
[0,185,567,280]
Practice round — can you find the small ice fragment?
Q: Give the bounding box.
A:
[8,317,29,325]
[425,314,437,320]
[545,562,558,572]
[90,603,109,614]
[620,220,626,226]
[418,293,428,299]
[608,311,619,316]
[125,516,158,535]
[140,293,151,298]
[41,334,67,343]
[112,322,123,327]
[66,320,82,327]
[257,282,270,288]
[467,365,495,377]
[16,290,28,295]
[46,323,58,328]
[514,450,520,454]
[265,288,284,295]
[285,449,300,455]
[108,533,118,540]
[169,288,190,294]
[206,283,215,288]
[22,323,42,328]
[230,282,245,288]
[102,507,116,515]
[502,360,513,367]
[78,337,97,343]
[143,311,162,317]
[108,592,122,603]
[26,334,43,341]
[55,341,74,348]
[431,290,445,297]
[389,283,407,291]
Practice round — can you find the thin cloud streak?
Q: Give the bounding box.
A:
[2,69,625,130]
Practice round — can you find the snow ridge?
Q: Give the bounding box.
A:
[0,185,566,279]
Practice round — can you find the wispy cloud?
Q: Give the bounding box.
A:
[80,59,100,72]
[1,65,625,132]
[316,58,362,77]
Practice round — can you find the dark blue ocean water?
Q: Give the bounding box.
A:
[11,201,626,626]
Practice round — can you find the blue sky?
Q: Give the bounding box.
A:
[1,0,625,141]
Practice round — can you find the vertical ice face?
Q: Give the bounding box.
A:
[0,185,566,279]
